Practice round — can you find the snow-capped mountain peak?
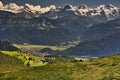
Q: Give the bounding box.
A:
[78,4,88,9]
[105,4,115,9]
[6,3,23,12]
[97,4,118,10]
[95,4,120,20]
[77,4,91,16]
[0,1,3,8]
[63,4,73,10]
[0,1,119,20]
[62,4,76,11]
[0,2,23,13]
[24,3,41,12]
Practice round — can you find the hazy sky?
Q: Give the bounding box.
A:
[1,0,120,7]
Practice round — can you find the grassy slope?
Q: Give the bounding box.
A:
[0,52,25,79]
[1,51,47,67]
[0,53,120,80]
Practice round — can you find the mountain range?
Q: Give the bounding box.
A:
[0,40,18,51]
[1,0,120,7]
[0,1,120,20]
[0,1,120,57]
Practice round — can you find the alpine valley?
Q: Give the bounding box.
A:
[0,1,120,80]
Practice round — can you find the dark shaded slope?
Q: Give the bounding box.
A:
[0,14,76,45]
[54,16,100,35]
[81,19,120,42]
[0,40,18,51]
[0,10,106,45]
[0,10,16,18]
[63,33,120,57]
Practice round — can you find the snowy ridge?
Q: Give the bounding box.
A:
[0,1,119,20]
[0,1,56,14]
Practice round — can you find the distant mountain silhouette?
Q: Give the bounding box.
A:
[0,40,18,51]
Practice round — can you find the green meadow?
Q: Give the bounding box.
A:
[0,51,120,80]
[1,51,47,67]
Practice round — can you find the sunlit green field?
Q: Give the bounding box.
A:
[13,44,69,51]
[1,51,47,67]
